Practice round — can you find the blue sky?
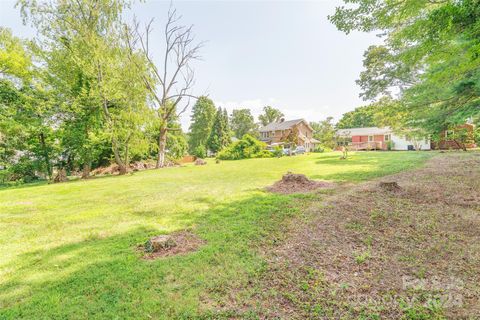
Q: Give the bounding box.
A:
[0,0,380,129]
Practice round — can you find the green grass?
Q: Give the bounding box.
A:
[0,151,433,319]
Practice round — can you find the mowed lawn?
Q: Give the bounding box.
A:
[0,151,433,319]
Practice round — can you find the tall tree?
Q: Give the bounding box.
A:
[310,117,336,149]
[207,107,230,154]
[230,108,257,138]
[0,28,58,180]
[19,0,151,174]
[258,106,284,126]
[223,108,231,144]
[125,7,203,168]
[188,96,216,153]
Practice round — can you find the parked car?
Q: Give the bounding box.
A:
[295,146,306,154]
[283,148,296,156]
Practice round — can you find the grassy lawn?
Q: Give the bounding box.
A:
[0,151,433,319]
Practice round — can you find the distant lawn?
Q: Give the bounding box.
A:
[0,151,433,319]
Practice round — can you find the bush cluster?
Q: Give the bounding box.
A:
[217,135,273,160]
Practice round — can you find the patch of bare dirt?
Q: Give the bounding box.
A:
[228,152,480,319]
[142,231,206,259]
[266,172,333,194]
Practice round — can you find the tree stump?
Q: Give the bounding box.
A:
[53,168,68,183]
[195,158,207,166]
[281,172,311,184]
[379,181,401,192]
[145,235,177,253]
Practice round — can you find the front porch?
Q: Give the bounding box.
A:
[349,141,384,151]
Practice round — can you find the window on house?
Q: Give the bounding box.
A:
[384,134,391,141]
[368,135,374,142]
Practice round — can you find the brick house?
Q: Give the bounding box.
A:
[259,118,320,152]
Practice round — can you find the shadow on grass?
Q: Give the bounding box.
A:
[0,192,307,319]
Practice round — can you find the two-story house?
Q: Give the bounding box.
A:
[259,118,320,152]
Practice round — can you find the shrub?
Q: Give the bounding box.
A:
[192,145,207,158]
[272,146,284,157]
[9,157,39,183]
[313,146,325,153]
[217,134,272,160]
[386,140,395,151]
[256,150,274,158]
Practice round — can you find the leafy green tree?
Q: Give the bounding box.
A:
[0,29,60,181]
[330,0,480,138]
[2,81,58,180]
[0,27,31,80]
[207,107,231,154]
[258,106,284,126]
[19,0,151,174]
[188,96,216,154]
[310,117,336,149]
[230,108,257,138]
[337,104,381,129]
[223,108,230,138]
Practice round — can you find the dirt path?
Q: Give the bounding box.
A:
[233,152,480,319]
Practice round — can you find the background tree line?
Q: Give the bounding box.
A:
[0,0,199,183]
[188,102,288,158]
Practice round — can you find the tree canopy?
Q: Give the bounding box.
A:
[330,0,480,135]
[310,117,336,149]
[336,104,381,129]
[258,106,284,126]
[0,1,197,183]
[230,108,257,139]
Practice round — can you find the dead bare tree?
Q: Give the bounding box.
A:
[125,7,203,168]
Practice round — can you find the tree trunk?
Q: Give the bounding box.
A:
[112,138,127,175]
[39,132,52,180]
[98,79,127,175]
[81,163,91,179]
[156,126,168,168]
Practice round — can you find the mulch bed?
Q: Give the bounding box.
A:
[266,172,334,194]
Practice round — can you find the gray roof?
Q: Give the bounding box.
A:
[259,119,311,132]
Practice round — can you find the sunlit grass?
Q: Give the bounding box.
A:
[0,151,433,319]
